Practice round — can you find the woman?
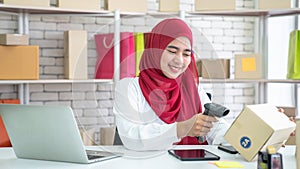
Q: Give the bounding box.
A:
[113,18,229,151]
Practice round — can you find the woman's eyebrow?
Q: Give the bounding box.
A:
[167,45,192,52]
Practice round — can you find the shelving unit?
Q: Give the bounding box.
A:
[0,4,299,113]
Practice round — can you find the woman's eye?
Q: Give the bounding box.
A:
[167,50,176,54]
[183,53,191,57]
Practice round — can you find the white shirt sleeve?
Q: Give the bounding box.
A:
[113,78,180,151]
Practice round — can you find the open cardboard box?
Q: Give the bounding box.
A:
[224,104,296,161]
[296,118,300,169]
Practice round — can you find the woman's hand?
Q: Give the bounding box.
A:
[176,114,218,139]
[278,108,295,136]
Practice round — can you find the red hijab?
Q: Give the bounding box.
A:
[138,18,203,145]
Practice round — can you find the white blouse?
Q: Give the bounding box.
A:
[113,77,229,151]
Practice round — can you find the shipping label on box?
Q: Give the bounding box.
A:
[224,104,296,161]
[257,0,295,10]
[55,0,100,11]
[234,54,262,79]
[159,0,179,12]
[195,0,235,11]
[104,0,147,13]
[64,30,88,80]
[200,59,230,79]
[0,46,39,80]
[0,0,50,7]
[0,34,29,46]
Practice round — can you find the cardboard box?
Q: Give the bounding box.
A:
[0,0,50,7]
[0,34,29,46]
[296,118,300,169]
[100,127,115,145]
[104,0,147,13]
[195,0,235,11]
[234,54,262,79]
[199,59,230,79]
[258,0,294,10]
[0,46,39,80]
[64,30,88,80]
[54,0,100,11]
[224,104,296,161]
[79,128,95,146]
[159,0,179,12]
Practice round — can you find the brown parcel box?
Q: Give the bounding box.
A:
[200,59,230,79]
[258,0,293,10]
[159,0,179,12]
[104,0,147,13]
[0,0,49,7]
[64,30,87,80]
[54,0,100,11]
[195,0,235,11]
[224,104,296,161]
[0,46,39,80]
[0,34,29,46]
[235,54,262,79]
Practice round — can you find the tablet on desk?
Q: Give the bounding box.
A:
[168,149,220,161]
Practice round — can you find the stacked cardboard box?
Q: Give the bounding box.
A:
[0,0,49,7]
[64,30,88,80]
[198,59,230,79]
[195,0,235,11]
[257,0,293,10]
[53,0,101,11]
[159,0,179,12]
[104,0,147,13]
[235,54,262,79]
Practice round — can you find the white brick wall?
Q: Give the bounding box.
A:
[0,0,256,144]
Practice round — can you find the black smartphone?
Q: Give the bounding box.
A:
[168,149,220,161]
[217,145,239,154]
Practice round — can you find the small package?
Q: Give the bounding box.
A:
[224,104,296,161]
[104,0,147,13]
[79,128,95,146]
[0,34,29,46]
[195,0,235,11]
[234,54,262,79]
[199,59,230,79]
[54,0,100,11]
[0,46,39,80]
[159,0,179,12]
[257,0,295,10]
[0,0,50,7]
[100,127,115,145]
[64,30,88,80]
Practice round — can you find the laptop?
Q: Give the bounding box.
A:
[0,104,121,164]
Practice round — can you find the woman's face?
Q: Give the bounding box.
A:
[160,36,192,79]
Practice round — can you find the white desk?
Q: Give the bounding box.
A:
[0,145,297,169]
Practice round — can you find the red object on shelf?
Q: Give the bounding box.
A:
[94,32,136,79]
[0,99,20,147]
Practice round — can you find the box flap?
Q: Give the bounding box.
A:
[247,104,296,130]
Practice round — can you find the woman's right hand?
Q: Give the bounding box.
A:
[177,114,218,139]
